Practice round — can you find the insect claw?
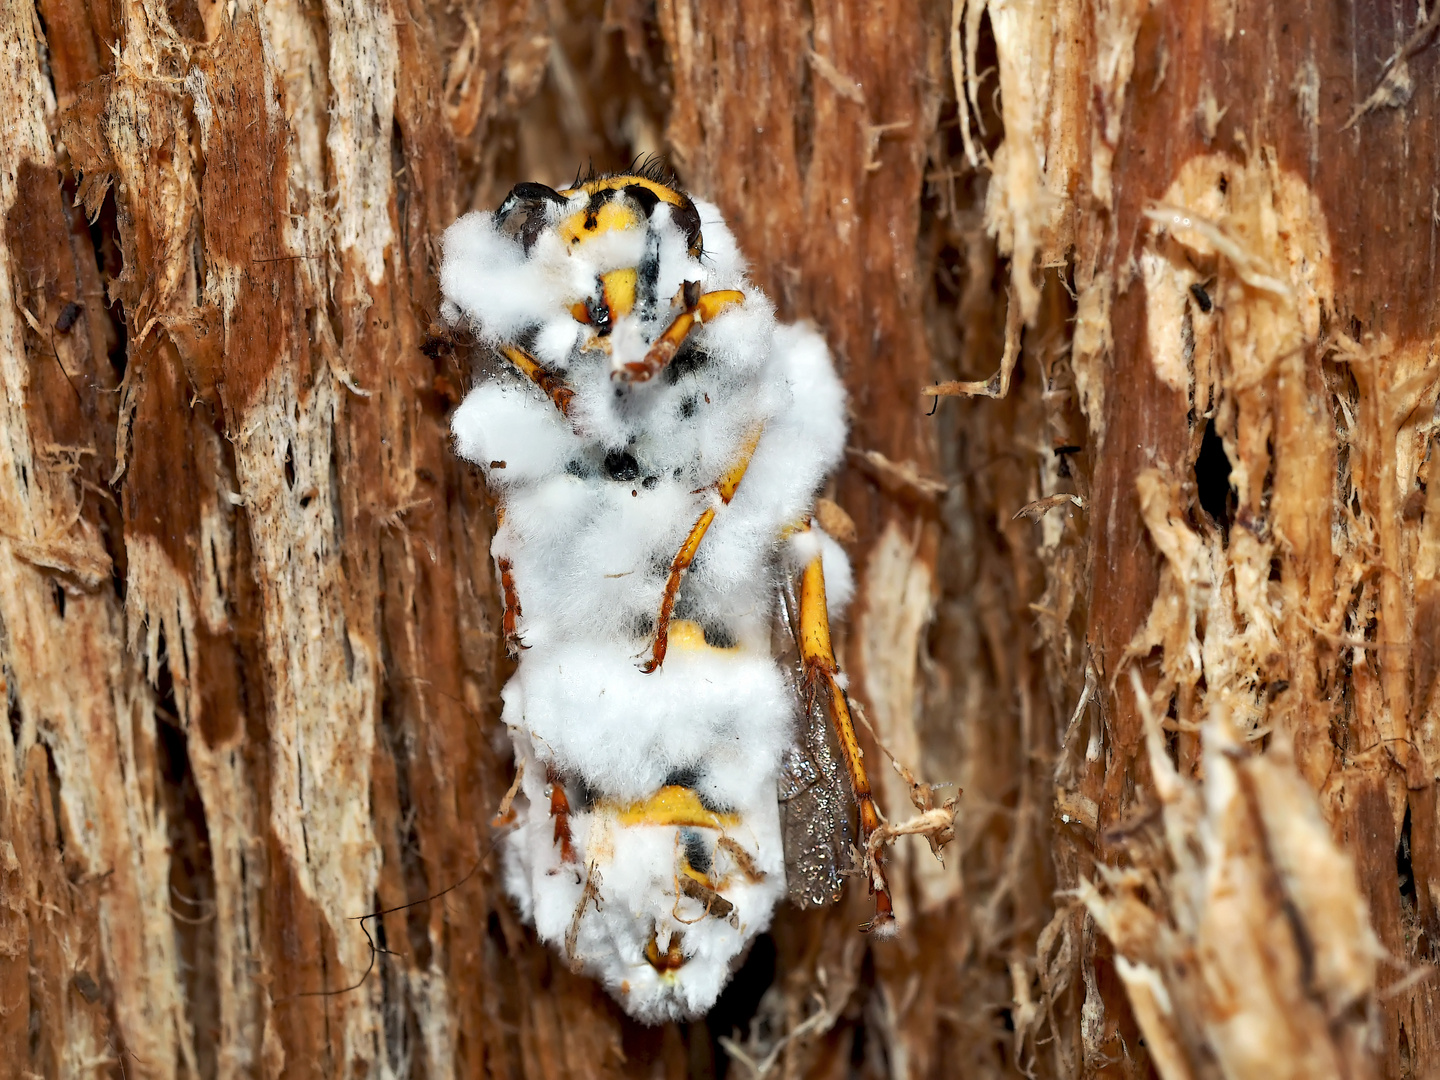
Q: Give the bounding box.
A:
[860,911,898,938]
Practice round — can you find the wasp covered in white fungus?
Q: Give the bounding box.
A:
[439,164,894,1022]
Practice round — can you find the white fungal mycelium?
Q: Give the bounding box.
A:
[440,172,850,1022]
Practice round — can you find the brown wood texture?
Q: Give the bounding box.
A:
[1,0,1437,1077]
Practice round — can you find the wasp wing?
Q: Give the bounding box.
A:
[774,576,855,908]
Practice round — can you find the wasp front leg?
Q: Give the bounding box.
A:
[795,525,895,935]
[641,427,762,674]
[615,286,746,384]
[499,342,576,416]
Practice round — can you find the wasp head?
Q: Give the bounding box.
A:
[442,172,761,392]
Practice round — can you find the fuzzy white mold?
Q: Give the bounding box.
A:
[442,173,849,1022]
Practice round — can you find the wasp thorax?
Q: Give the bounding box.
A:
[442,170,867,1022]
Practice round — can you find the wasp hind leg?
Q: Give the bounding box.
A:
[795,526,896,935]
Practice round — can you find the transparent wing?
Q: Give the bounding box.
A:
[774,576,855,908]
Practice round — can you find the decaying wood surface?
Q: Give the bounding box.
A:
[1,0,1436,1075]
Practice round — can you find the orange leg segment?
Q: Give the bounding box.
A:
[497,556,528,657]
[500,342,575,416]
[797,530,895,934]
[615,289,745,384]
[547,765,577,864]
[640,428,762,673]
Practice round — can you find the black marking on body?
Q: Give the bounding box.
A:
[681,829,712,874]
[701,621,736,649]
[636,230,662,321]
[575,775,600,811]
[665,765,701,789]
[583,187,614,233]
[586,287,612,335]
[672,585,700,623]
[604,449,640,481]
[511,324,542,353]
[649,549,675,578]
[665,341,709,385]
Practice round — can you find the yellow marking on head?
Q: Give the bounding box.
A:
[606,785,739,830]
[558,201,642,248]
[601,267,637,318]
[561,175,687,207]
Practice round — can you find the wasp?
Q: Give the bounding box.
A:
[440,164,893,1022]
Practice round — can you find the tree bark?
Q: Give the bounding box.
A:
[0,0,1434,1077]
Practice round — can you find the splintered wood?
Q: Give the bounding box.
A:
[942,2,1437,1077]
[1080,676,1380,1079]
[1,0,1435,1076]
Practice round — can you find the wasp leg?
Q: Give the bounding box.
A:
[796,528,896,934]
[499,342,576,415]
[547,765,577,864]
[641,428,762,673]
[496,556,528,657]
[616,288,745,383]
